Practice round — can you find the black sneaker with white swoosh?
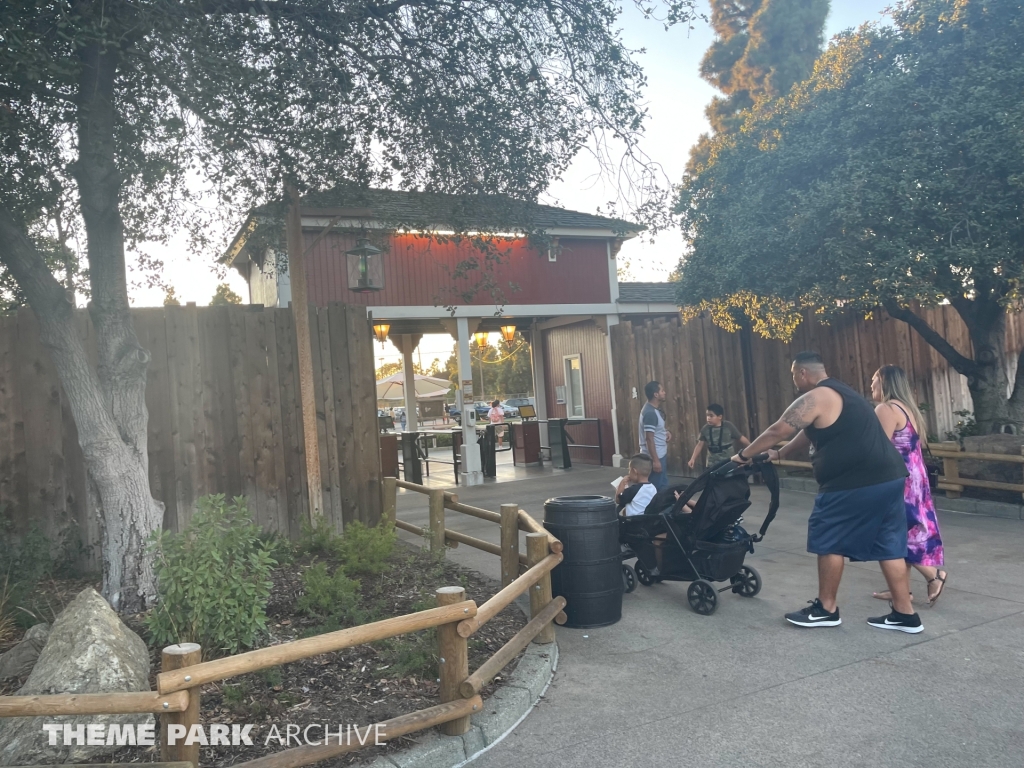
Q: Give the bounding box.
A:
[867,608,923,633]
[785,598,841,627]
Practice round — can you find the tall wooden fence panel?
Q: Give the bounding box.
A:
[611,306,1023,473]
[0,304,381,572]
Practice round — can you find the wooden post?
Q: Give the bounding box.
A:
[1020,446,1024,504]
[526,533,556,644]
[383,477,397,525]
[428,488,445,553]
[436,587,470,736]
[160,643,201,767]
[500,503,520,588]
[285,184,324,523]
[939,440,963,499]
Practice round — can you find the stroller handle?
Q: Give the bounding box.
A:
[734,452,771,464]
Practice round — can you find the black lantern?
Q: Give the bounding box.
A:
[346,238,384,292]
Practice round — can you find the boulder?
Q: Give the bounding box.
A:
[0,623,50,680]
[960,434,1024,488]
[0,588,153,766]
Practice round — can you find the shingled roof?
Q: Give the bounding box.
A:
[617,282,680,305]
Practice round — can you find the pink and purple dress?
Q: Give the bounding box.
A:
[891,404,944,566]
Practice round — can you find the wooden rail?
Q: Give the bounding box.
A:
[517,509,563,553]
[0,690,189,717]
[157,601,477,694]
[456,551,563,638]
[445,499,501,524]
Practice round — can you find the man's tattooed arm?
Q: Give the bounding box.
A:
[780,392,817,431]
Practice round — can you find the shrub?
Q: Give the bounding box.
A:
[258,530,295,566]
[297,516,339,559]
[946,410,981,442]
[146,495,275,656]
[297,562,364,627]
[336,520,396,578]
[0,511,57,634]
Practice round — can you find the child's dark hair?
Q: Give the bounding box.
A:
[492,399,500,407]
[629,453,653,476]
[706,403,724,416]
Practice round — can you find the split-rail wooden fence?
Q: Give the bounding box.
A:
[0,304,381,570]
[0,489,565,768]
[611,305,1023,474]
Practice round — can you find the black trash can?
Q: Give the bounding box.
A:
[543,495,622,628]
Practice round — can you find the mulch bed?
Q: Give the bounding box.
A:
[2,542,528,767]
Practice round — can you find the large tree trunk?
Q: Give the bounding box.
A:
[0,39,165,613]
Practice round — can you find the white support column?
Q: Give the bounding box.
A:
[530,321,549,449]
[604,314,623,467]
[456,317,484,486]
[401,334,419,432]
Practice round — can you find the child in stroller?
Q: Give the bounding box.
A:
[620,455,780,615]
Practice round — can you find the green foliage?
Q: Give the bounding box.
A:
[210,283,242,305]
[676,0,1024,429]
[146,495,275,656]
[946,411,981,443]
[334,521,397,578]
[297,516,339,560]
[258,530,295,567]
[0,511,62,635]
[297,562,365,627]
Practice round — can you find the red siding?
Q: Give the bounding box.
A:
[541,320,614,466]
[302,231,610,308]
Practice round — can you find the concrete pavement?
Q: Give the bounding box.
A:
[395,467,1024,768]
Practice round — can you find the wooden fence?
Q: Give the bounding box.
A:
[0,304,381,570]
[0,491,565,768]
[611,305,1024,474]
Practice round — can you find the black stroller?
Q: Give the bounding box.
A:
[619,456,780,615]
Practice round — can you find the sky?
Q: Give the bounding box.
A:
[128,0,894,369]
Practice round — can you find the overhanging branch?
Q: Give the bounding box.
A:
[883,299,977,377]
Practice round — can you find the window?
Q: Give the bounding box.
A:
[563,355,584,418]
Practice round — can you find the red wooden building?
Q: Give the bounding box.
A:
[224,188,675,480]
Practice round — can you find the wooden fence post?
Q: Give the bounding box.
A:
[436,587,471,736]
[428,488,446,553]
[939,441,963,499]
[526,533,556,644]
[161,643,201,767]
[500,503,520,588]
[383,477,397,525]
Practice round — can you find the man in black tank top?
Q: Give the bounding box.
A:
[733,352,922,634]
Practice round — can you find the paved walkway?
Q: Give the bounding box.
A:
[395,468,1024,768]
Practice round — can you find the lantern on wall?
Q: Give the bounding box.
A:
[499,324,517,349]
[372,322,390,347]
[346,238,384,292]
[474,331,489,348]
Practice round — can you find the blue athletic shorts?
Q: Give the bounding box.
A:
[807,477,908,562]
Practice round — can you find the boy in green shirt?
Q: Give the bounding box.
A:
[688,403,750,469]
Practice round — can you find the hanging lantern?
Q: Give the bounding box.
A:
[499,324,517,349]
[372,322,390,347]
[474,331,489,348]
[346,238,385,292]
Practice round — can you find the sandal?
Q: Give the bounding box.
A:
[872,590,913,602]
[927,570,948,607]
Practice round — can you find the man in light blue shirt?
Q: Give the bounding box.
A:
[638,381,671,490]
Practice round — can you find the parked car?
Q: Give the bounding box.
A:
[504,397,534,410]
[499,401,519,418]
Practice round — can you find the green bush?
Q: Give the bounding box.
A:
[336,520,396,578]
[297,562,364,626]
[946,410,981,442]
[146,495,275,656]
[258,530,295,566]
[297,516,339,559]
[0,512,58,634]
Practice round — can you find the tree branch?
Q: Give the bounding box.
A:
[883,299,977,376]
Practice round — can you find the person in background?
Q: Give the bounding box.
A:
[638,381,671,491]
[398,408,407,431]
[488,399,505,447]
[443,402,450,425]
[689,403,750,469]
[870,365,948,607]
[615,453,657,517]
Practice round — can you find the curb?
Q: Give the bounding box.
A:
[777,476,1024,520]
[360,626,558,768]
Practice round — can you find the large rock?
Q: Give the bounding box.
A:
[0,623,50,680]
[0,588,153,766]
[960,434,1024,488]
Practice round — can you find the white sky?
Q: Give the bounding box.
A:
[128,0,892,369]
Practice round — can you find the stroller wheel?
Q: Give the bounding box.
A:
[622,564,637,593]
[730,565,762,598]
[687,579,718,615]
[634,561,655,587]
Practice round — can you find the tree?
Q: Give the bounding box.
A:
[675,0,1024,432]
[493,335,534,396]
[690,0,829,170]
[209,283,242,305]
[163,288,181,307]
[2,0,697,610]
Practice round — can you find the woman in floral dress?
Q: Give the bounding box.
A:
[870,365,948,606]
